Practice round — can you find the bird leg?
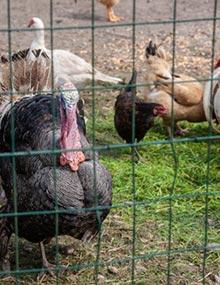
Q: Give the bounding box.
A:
[0,239,11,274]
[134,147,141,162]
[130,145,143,163]
[174,124,189,136]
[166,123,188,137]
[0,196,12,274]
[106,6,123,22]
[39,242,68,278]
[39,241,56,277]
[0,227,12,281]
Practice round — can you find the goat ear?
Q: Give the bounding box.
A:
[157,46,167,60]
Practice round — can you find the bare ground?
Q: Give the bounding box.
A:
[0,0,220,284]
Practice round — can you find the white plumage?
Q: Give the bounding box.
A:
[27,17,122,88]
[203,65,220,130]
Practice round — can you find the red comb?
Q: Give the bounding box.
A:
[215,58,220,69]
[27,18,34,28]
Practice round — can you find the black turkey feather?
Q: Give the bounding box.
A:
[0,91,112,272]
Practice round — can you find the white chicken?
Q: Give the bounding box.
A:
[203,58,220,130]
[27,17,122,88]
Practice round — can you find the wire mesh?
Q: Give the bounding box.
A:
[0,0,220,284]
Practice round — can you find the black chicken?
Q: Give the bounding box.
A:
[114,70,167,159]
[0,85,112,274]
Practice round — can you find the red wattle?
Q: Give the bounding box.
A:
[59,103,85,171]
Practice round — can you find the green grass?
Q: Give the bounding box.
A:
[1,103,220,284]
[92,107,220,284]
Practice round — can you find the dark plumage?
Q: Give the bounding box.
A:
[0,93,112,271]
[114,70,167,145]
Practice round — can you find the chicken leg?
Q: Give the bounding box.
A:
[106,5,122,22]
[133,147,141,163]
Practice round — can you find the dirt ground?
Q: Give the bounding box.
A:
[0,0,220,84]
[0,0,220,284]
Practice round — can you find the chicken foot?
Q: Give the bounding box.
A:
[166,123,189,137]
[130,146,145,163]
[134,147,141,162]
[107,6,123,22]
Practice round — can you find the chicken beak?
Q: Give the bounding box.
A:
[27,18,34,28]
[153,106,167,116]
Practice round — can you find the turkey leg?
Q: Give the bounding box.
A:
[39,241,56,277]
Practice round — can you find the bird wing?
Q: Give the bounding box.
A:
[0,49,51,95]
[155,73,203,107]
[29,166,85,210]
[53,49,93,76]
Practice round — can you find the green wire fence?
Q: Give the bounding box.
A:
[0,0,220,284]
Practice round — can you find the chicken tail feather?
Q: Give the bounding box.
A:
[145,40,157,58]
[125,68,137,95]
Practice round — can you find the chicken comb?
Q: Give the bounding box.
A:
[215,58,220,69]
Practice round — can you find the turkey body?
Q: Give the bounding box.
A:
[0,94,112,267]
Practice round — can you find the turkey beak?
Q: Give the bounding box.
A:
[27,18,34,28]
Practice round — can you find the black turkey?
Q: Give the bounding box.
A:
[0,84,112,273]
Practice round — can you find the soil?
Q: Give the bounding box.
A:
[0,0,220,85]
[0,1,220,284]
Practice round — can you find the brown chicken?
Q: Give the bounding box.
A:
[114,70,167,160]
[98,0,122,22]
[144,41,205,136]
[75,0,122,22]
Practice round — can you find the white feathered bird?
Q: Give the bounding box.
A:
[203,58,220,130]
[27,17,122,88]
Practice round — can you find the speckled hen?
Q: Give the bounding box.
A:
[0,85,112,273]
